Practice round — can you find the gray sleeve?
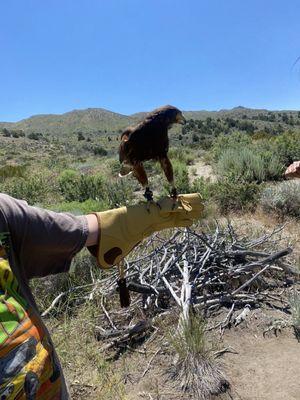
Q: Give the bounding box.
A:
[0,193,89,279]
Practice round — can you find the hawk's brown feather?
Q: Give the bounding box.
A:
[118,105,185,189]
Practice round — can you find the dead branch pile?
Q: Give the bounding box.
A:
[97,223,296,317]
[90,223,297,399]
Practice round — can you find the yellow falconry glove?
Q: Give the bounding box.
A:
[91,193,204,269]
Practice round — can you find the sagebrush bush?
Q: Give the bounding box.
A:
[217,147,283,183]
[213,180,260,213]
[105,178,135,207]
[211,132,252,162]
[191,177,214,201]
[211,130,299,184]
[50,198,110,214]
[0,164,26,181]
[163,159,191,194]
[168,146,194,165]
[58,168,135,208]
[58,170,107,202]
[260,181,300,218]
[0,173,55,205]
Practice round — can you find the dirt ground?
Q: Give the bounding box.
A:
[223,327,300,400]
[119,307,300,400]
[188,159,217,183]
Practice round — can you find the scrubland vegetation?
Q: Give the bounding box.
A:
[1,107,299,399]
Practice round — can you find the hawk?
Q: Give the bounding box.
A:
[118,105,186,203]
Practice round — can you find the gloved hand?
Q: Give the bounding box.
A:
[91,193,204,269]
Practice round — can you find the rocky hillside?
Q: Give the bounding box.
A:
[1,106,300,137]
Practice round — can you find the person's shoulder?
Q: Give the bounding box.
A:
[0,193,28,214]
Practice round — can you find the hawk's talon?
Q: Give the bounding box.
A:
[143,187,153,202]
[170,188,178,210]
[143,188,161,212]
[146,200,161,213]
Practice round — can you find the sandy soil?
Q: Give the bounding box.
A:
[188,159,217,183]
[223,328,300,400]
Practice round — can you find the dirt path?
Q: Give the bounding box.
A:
[222,328,300,400]
[188,159,217,183]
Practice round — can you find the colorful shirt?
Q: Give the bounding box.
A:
[0,194,88,399]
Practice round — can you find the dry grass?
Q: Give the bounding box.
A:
[289,290,300,341]
[168,315,229,400]
[46,301,127,400]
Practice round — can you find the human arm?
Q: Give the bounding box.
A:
[85,214,99,247]
[0,193,89,279]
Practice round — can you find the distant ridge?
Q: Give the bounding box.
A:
[0,106,299,136]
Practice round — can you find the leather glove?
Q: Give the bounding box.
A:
[91,193,204,269]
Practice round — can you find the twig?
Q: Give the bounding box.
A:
[141,348,161,378]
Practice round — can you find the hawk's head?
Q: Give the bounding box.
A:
[149,105,186,127]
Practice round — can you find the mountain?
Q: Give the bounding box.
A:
[0,106,299,136]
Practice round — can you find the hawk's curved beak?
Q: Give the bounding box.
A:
[176,114,186,125]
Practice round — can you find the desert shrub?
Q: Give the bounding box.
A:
[163,160,190,194]
[168,147,194,165]
[0,174,52,205]
[273,131,300,165]
[211,132,252,162]
[50,198,110,214]
[260,181,300,218]
[212,180,260,213]
[210,131,299,183]
[93,146,108,156]
[58,170,107,202]
[0,164,26,181]
[28,132,43,140]
[77,132,85,141]
[217,147,283,183]
[108,158,121,175]
[57,170,80,201]
[105,178,135,207]
[191,177,214,201]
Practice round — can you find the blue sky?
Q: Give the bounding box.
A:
[1,0,300,121]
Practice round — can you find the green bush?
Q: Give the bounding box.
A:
[260,181,300,218]
[58,170,107,202]
[0,174,52,205]
[93,146,108,156]
[217,147,283,183]
[163,160,190,194]
[273,131,300,165]
[49,198,110,214]
[27,132,43,140]
[168,147,194,165]
[211,132,252,162]
[191,177,214,201]
[212,180,260,213]
[0,164,26,182]
[105,178,135,207]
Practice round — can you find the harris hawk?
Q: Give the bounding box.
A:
[118,105,186,204]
